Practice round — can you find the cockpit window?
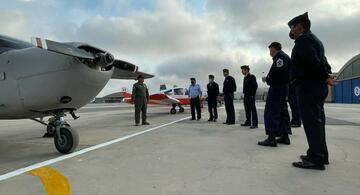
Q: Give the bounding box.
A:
[0,35,33,54]
[174,88,184,95]
[164,89,173,95]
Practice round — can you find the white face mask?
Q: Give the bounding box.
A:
[209,79,214,83]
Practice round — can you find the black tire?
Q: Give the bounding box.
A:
[54,126,79,154]
[179,107,185,113]
[46,124,56,136]
[170,108,177,114]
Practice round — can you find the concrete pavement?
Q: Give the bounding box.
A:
[0,102,359,194]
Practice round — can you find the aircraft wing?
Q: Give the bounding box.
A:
[149,93,180,105]
[111,59,154,80]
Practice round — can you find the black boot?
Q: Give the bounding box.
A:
[276,134,290,145]
[258,136,277,147]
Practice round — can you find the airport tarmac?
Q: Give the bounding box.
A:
[0,102,359,195]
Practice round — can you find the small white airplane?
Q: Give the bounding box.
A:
[0,34,153,153]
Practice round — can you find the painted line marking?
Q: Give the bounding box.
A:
[0,116,191,182]
[28,166,70,195]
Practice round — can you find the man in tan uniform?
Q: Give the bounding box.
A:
[131,75,150,126]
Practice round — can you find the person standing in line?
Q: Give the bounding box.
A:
[288,12,335,170]
[207,74,220,122]
[240,65,258,129]
[188,78,202,120]
[222,69,237,125]
[258,42,291,147]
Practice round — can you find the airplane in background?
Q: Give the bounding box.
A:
[0,34,153,153]
[122,85,205,114]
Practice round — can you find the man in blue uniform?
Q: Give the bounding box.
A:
[258,42,291,147]
[188,78,202,120]
[288,12,336,170]
[207,75,220,122]
[222,69,236,125]
[241,65,258,129]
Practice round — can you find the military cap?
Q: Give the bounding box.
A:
[223,69,229,73]
[241,65,250,70]
[288,12,311,29]
[190,77,196,81]
[208,74,215,78]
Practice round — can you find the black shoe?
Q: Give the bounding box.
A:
[291,124,301,128]
[250,125,258,129]
[223,122,229,124]
[276,136,290,145]
[258,137,277,147]
[241,123,251,126]
[292,159,325,170]
[227,122,235,125]
[300,155,329,165]
[190,118,196,121]
[142,122,150,125]
[208,118,213,122]
[213,119,217,122]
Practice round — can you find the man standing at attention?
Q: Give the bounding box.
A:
[240,65,258,129]
[188,78,202,120]
[258,42,291,147]
[222,69,236,125]
[288,12,335,170]
[207,74,220,122]
[131,75,150,126]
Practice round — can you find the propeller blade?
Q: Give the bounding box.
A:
[112,59,138,72]
[31,37,95,59]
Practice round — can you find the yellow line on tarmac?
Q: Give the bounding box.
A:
[28,166,70,195]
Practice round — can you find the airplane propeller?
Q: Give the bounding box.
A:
[31,37,153,79]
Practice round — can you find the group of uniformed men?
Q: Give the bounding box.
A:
[131,12,335,170]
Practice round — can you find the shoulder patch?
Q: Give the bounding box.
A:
[276,59,284,67]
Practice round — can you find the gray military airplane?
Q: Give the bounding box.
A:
[0,34,153,154]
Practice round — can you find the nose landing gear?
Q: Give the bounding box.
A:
[31,110,80,154]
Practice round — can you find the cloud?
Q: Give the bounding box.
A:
[1,0,359,97]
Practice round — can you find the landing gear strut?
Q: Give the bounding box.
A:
[52,111,79,154]
[31,110,79,153]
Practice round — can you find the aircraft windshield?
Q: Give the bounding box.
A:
[174,88,184,95]
[164,90,173,95]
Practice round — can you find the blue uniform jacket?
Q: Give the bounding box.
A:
[266,50,290,86]
[290,30,332,84]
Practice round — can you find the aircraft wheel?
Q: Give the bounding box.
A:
[179,107,185,113]
[45,124,56,137]
[54,126,79,154]
[170,108,177,114]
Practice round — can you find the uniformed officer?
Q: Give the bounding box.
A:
[258,42,291,147]
[188,78,202,120]
[288,12,336,170]
[222,69,236,125]
[240,65,258,129]
[288,84,301,127]
[131,75,150,126]
[207,74,220,122]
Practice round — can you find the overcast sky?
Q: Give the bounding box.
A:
[1,0,359,96]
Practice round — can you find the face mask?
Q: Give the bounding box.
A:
[289,31,295,40]
[209,79,213,83]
